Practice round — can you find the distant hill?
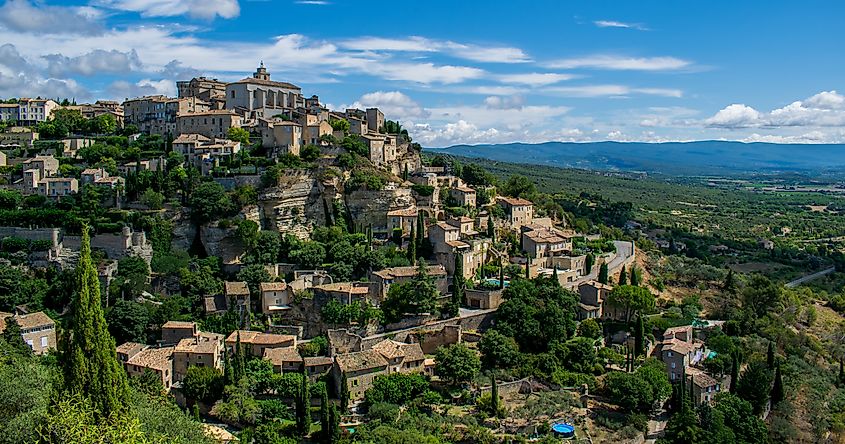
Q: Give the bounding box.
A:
[428,141,845,176]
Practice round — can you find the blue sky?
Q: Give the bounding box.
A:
[1,0,843,146]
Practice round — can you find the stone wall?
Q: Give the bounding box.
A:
[213,175,262,191]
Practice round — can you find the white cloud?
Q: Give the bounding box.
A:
[340,36,531,63]
[44,49,142,77]
[545,84,683,98]
[97,0,240,20]
[0,43,90,99]
[594,20,649,31]
[483,95,524,110]
[367,62,485,84]
[348,91,429,120]
[108,78,174,99]
[742,131,839,144]
[705,91,845,129]
[546,55,691,71]
[0,0,103,35]
[497,72,575,86]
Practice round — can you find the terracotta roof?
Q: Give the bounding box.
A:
[227,330,296,347]
[581,280,613,291]
[127,346,174,371]
[204,294,227,313]
[578,303,601,312]
[372,264,447,280]
[81,168,102,175]
[260,282,287,292]
[445,240,470,249]
[334,349,388,373]
[498,196,533,207]
[433,222,458,231]
[523,228,567,244]
[664,325,693,337]
[372,339,425,363]
[224,281,250,296]
[453,186,475,193]
[449,216,474,224]
[116,342,147,356]
[177,110,238,117]
[315,282,371,295]
[263,346,303,366]
[304,356,333,367]
[175,336,219,355]
[661,338,692,355]
[162,321,196,330]
[14,311,55,330]
[387,208,418,217]
[173,133,211,144]
[232,77,301,90]
[687,368,719,388]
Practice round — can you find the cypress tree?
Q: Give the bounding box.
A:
[771,364,784,405]
[451,253,465,316]
[320,385,330,442]
[730,351,739,393]
[487,215,495,240]
[329,402,341,443]
[490,374,499,416]
[552,265,559,286]
[61,225,129,418]
[407,226,417,265]
[585,253,594,274]
[339,373,349,413]
[233,331,246,383]
[525,256,530,280]
[223,346,233,385]
[416,213,425,247]
[2,316,31,356]
[402,164,409,181]
[296,372,310,436]
[767,341,775,368]
[498,262,505,289]
[618,266,628,285]
[630,266,640,286]
[723,269,737,293]
[840,359,844,383]
[598,263,609,284]
[634,315,645,357]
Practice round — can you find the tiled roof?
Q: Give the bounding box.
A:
[175,336,219,354]
[116,342,147,356]
[15,311,55,329]
[661,338,693,355]
[304,356,333,367]
[433,222,459,231]
[581,280,613,291]
[445,240,470,248]
[177,110,238,116]
[204,294,227,313]
[335,349,388,373]
[372,264,447,280]
[453,186,475,193]
[127,346,174,371]
[387,208,418,217]
[315,282,371,294]
[372,339,425,363]
[498,196,533,207]
[263,346,303,366]
[173,133,211,144]
[523,228,567,244]
[224,281,250,296]
[227,330,296,347]
[232,77,301,90]
[687,368,719,388]
[162,321,196,329]
[260,282,287,292]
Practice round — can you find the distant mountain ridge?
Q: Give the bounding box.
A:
[428,141,845,176]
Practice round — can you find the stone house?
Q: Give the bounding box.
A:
[658,325,706,382]
[577,281,613,320]
[447,216,478,238]
[173,134,241,171]
[371,339,425,374]
[0,98,58,125]
[226,330,297,358]
[260,281,292,315]
[225,63,304,120]
[224,281,251,312]
[172,331,225,382]
[521,224,572,258]
[465,288,503,309]
[176,110,242,140]
[37,177,78,198]
[686,367,722,405]
[313,282,375,306]
[161,321,198,345]
[497,196,534,230]
[263,346,303,373]
[369,264,448,301]
[116,342,175,391]
[0,311,56,355]
[449,186,476,208]
[124,95,210,135]
[331,349,389,401]
[304,356,334,381]
[0,127,38,148]
[428,222,460,253]
[386,207,418,236]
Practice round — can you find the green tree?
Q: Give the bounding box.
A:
[577,318,601,339]
[237,264,271,298]
[479,329,521,370]
[114,256,150,299]
[449,253,465,317]
[60,226,130,418]
[328,402,340,443]
[771,364,784,405]
[2,316,31,356]
[585,253,594,274]
[501,175,535,200]
[228,127,251,145]
[634,315,645,356]
[618,265,628,285]
[364,373,429,406]
[182,366,224,405]
[295,368,310,436]
[381,263,439,323]
[662,382,703,443]
[630,265,641,286]
[435,343,480,386]
[603,371,654,413]
[406,226,417,265]
[712,393,769,444]
[189,182,234,224]
[106,300,150,344]
[736,361,772,415]
[741,274,781,319]
[598,263,609,284]
[329,118,350,133]
[320,385,330,442]
[339,374,349,413]
[140,189,165,210]
[606,285,655,323]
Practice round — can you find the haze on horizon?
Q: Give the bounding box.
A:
[0,0,843,146]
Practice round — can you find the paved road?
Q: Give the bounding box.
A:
[644,409,668,443]
[566,240,635,289]
[785,266,835,288]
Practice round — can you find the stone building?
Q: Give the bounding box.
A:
[331,349,388,401]
[225,63,304,120]
[175,110,242,139]
[0,311,56,355]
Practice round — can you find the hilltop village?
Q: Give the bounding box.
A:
[0,65,770,444]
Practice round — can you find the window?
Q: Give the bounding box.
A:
[26,339,34,348]
[40,336,48,348]
[670,362,676,369]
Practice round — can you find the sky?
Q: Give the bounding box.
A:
[0,0,843,147]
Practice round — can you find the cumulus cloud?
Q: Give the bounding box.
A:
[97,0,240,20]
[483,95,524,110]
[349,91,429,120]
[43,49,142,77]
[546,55,691,71]
[705,91,845,129]
[0,0,103,35]
[108,78,174,99]
[0,43,90,99]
